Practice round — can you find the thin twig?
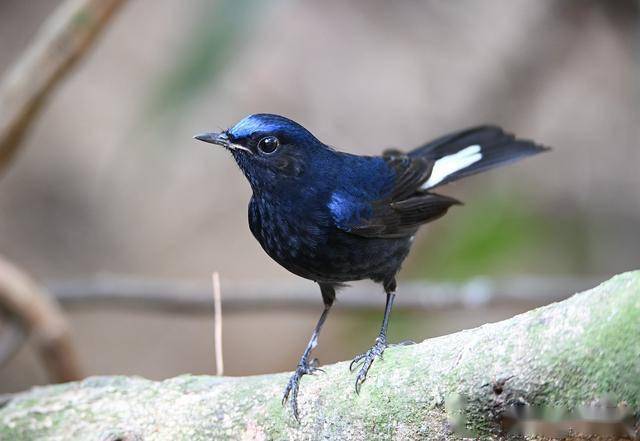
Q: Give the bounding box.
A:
[0,0,127,176]
[0,254,82,382]
[212,272,223,376]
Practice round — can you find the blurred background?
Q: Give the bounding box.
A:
[0,0,638,393]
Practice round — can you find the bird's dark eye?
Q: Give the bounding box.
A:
[257,136,280,154]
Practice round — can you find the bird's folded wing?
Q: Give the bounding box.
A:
[330,153,460,239]
[341,193,461,238]
[381,153,433,200]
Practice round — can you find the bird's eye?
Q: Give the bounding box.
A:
[257,136,279,154]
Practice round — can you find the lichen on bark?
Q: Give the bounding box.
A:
[1,271,639,440]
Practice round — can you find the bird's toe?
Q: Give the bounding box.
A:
[349,352,367,372]
[282,370,302,421]
[350,336,388,393]
[282,356,324,421]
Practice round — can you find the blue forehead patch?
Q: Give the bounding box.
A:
[228,114,289,139]
[227,114,316,142]
[229,115,272,138]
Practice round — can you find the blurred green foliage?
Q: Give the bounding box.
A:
[146,0,266,123]
[405,190,590,280]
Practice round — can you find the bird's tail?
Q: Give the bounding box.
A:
[410,125,549,190]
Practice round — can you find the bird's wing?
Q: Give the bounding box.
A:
[381,151,433,200]
[334,125,548,238]
[330,152,461,239]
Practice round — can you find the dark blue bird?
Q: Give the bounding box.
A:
[194,113,548,419]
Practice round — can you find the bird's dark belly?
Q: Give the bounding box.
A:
[314,230,412,283]
[249,206,411,283]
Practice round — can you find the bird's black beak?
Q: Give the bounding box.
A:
[193,131,230,147]
[193,131,252,153]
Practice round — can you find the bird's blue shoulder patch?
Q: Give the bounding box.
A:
[328,191,372,231]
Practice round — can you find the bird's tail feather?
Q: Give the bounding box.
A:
[410,126,549,189]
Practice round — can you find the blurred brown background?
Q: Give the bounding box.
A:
[0,0,638,393]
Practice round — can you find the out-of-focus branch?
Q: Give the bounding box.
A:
[0,0,127,176]
[0,254,81,382]
[46,275,602,313]
[0,274,601,368]
[0,312,26,368]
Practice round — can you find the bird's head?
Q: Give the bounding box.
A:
[195,114,329,192]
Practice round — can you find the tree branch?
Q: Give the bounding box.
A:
[0,254,82,382]
[46,275,601,313]
[0,0,127,176]
[1,271,638,440]
[0,311,26,368]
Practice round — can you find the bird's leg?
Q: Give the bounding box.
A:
[281,306,330,420]
[282,283,335,421]
[350,281,396,394]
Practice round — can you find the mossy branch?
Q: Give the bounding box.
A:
[1,272,639,440]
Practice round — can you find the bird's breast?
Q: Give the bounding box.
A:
[247,194,412,284]
[248,195,330,272]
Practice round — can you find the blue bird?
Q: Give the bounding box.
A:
[194,114,549,419]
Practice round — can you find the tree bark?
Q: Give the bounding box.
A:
[1,271,639,440]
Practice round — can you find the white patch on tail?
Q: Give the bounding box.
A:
[421,145,482,189]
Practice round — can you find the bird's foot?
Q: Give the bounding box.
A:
[349,335,388,394]
[282,357,323,421]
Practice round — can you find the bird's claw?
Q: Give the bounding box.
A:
[308,357,325,373]
[282,357,323,421]
[351,335,387,394]
[349,354,365,372]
